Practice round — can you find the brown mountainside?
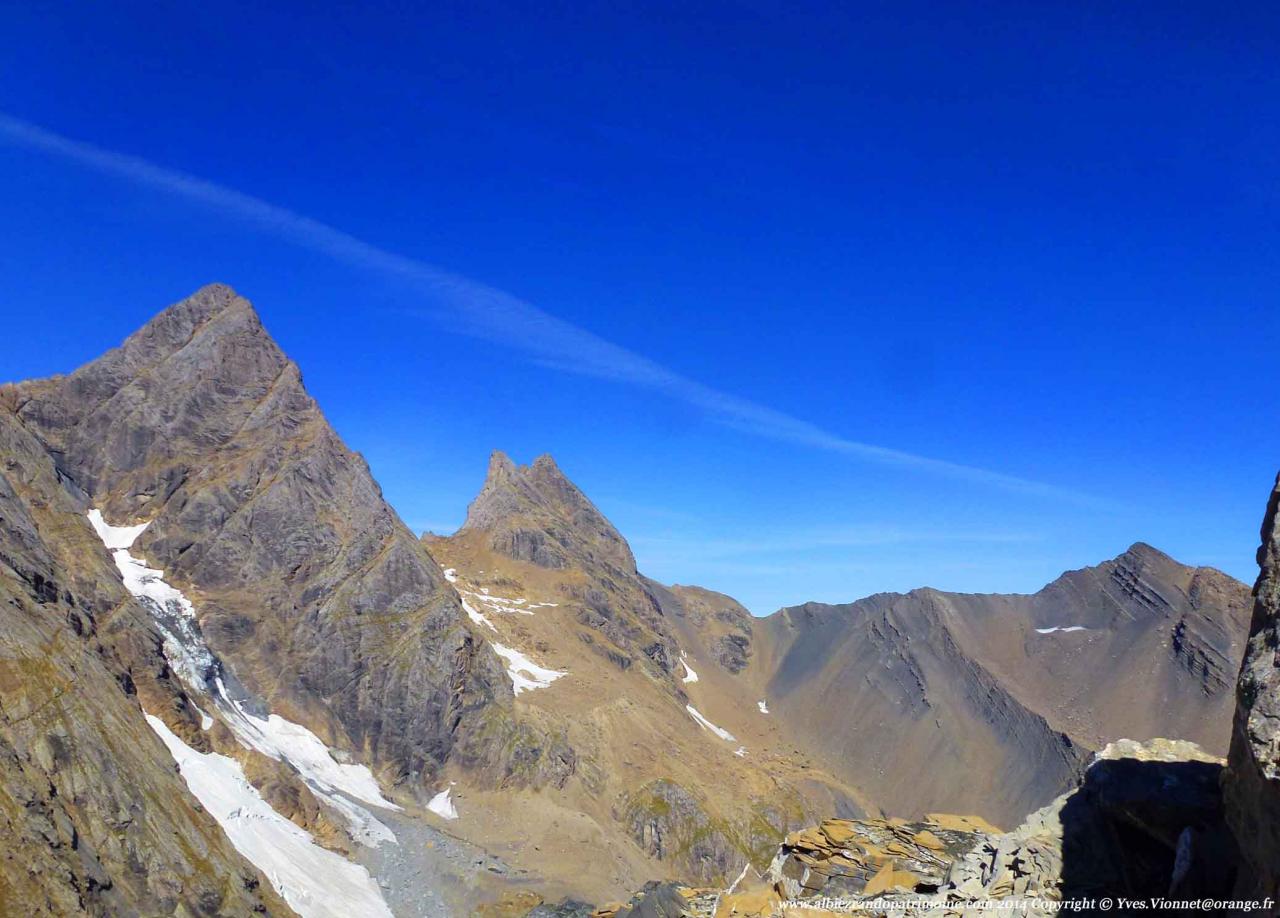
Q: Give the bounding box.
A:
[425,444,1251,893]
[753,544,1250,826]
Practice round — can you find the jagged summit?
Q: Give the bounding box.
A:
[460,448,637,572]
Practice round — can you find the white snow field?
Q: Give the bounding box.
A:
[145,715,393,918]
[427,783,459,820]
[491,642,567,695]
[686,704,737,743]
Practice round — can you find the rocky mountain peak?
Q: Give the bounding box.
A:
[461,449,637,573]
[10,285,579,799]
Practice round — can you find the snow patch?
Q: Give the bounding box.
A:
[444,566,553,618]
[87,511,213,689]
[680,654,699,684]
[86,509,149,549]
[491,643,566,695]
[462,597,498,632]
[1035,625,1088,634]
[427,783,458,820]
[757,699,769,715]
[144,714,393,918]
[214,690,401,846]
[686,705,736,743]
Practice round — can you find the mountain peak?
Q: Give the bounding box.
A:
[531,453,561,472]
[128,283,262,352]
[461,451,636,573]
[485,448,517,479]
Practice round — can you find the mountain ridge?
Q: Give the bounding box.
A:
[0,285,1259,913]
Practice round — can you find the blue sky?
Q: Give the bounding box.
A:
[2,2,1277,612]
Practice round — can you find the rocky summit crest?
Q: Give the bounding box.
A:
[461,449,637,573]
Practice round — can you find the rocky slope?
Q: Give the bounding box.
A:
[0,392,288,915]
[591,738,1241,917]
[424,453,871,898]
[1,285,574,916]
[1226,472,1280,907]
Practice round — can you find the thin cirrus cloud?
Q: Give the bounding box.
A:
[629,526,1042,563]
[1,112,1090,503]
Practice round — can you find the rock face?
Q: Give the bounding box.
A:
[1226,473,1280,907]
[11,285,563,793]
[757,546,1251,826]
[0,398,288,915]
[658,585,753,675]
[462,451,637,575]
[619,779,748,886]
[449,450,677,677]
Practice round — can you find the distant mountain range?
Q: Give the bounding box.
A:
[0,286,1255,915]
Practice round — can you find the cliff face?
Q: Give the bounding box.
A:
[1226,473,1280,906]
[0,398,287,915]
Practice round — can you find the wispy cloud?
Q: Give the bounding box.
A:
[1,113,1092,502]
[630,525,1042,563]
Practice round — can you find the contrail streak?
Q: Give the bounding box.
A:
[0,112,1093,502]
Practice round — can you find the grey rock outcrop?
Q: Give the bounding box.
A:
[461,451,637,574]
[619,779,747,886]
[1225,473,1280,908]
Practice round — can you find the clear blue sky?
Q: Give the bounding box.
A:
[2,2,1277,612]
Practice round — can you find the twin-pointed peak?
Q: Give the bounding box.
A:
[461,450,636,573]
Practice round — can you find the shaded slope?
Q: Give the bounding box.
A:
[1226,473,1280,906]
[761,593,1089,825]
